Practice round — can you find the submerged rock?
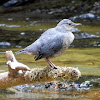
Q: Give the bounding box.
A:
[0,76,98,93]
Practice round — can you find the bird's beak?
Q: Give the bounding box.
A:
[74,23,82,26]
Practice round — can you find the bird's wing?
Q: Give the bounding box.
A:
[34,32,64,60]
[16,28,56,55]
[16,28,64,58]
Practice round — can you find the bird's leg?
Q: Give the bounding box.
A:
[45,58,57,69]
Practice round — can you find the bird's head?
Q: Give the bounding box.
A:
[57,19,82,31]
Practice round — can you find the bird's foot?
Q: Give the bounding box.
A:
[50,65,57,69]
[45,58,57,69]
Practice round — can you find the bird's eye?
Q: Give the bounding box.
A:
[68,23,71,25]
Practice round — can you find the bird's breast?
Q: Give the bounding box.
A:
[51,32,74,58]
[63,32,74,46]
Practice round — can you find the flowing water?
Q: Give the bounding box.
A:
[0,17,100,100]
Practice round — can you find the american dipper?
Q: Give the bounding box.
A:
[16,19,81,68]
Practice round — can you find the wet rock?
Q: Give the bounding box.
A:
[72,28,100,47]
[70,13,99,22]
[8,18,13,21]
[72,27,100,39]
[0,42,11,48]
[93,42,100,47]
[45,82,54,89]
[90,78,100,88]
[74,32,100,39]
[12,77,100,92]
[72,38,100,48]
[2,0,33,8]
[78,81,93,91]
[20,32,25,35]
[0,24,20,28]
[15,45,22,48]
[3,0,19,8]
[12,81,91,92]
[14,84,32,92]
[79,13,95,19]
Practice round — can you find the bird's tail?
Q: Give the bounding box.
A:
[16,49,26,55]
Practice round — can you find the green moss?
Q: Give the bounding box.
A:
[0,48,100,76]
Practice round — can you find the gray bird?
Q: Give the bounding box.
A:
[16,19,81,68]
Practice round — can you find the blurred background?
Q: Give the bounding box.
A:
[0,0,100,48]
[0,0,100,100]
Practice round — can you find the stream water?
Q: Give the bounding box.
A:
[0,17,100,100]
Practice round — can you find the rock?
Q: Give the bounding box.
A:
[3,0,18,8]
[0,88,18,94]
[20,32,25,35]
[0,24,20,28]
[90,78,100,88]
[74,32,100,39]
[2,0,33,8]
[80,13,95,19]
[0,42,11,47]
[70,13,96,21]
[93,42,100,47]
[8,18,13,21]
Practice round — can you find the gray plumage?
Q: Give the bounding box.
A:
[16,19,81,67]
